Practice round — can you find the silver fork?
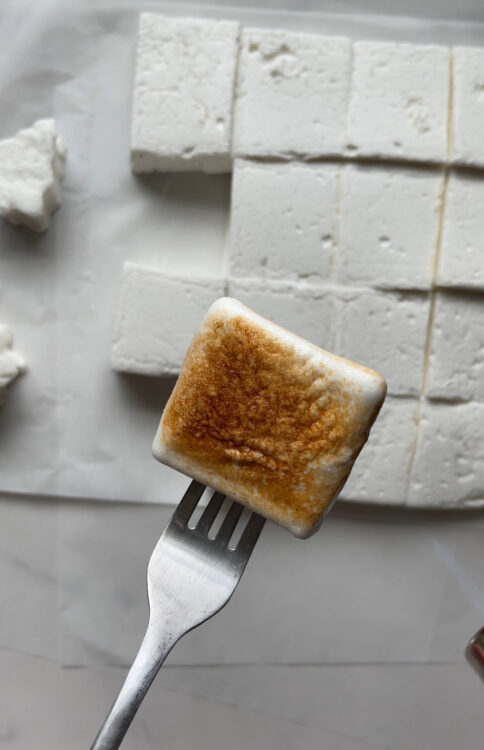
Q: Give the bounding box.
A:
[90,480,265,750]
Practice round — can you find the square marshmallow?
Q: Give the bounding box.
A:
[346,41,450,163]
[408,400,484,508]
[228,279,334,351]
[438,171,484,290]
[229,160,340,282]
[333,288,430,397]
[131,14,240,174]
[426,292,484,402]
[111,262,225,376]
[153,297,386,537]
[451,46,484,167]
[233,28,351,158]
[339,164,443,290]
[341,397,419,505]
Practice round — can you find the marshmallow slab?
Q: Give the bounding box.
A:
[229,160,340,282]
[333,288,430,397]
[0,325,26,405]
[233,28,351,158]
[437,171,484,290]
[451,46,484,167]
[341,397,418,505]
[131,14,240,174]
[228,278,334,351]
[0,119,66,232]
[111,262,225,376]
[408,401,484,508]
[426,292,484,402]
[339,164,443,290]
[346,41,450,163]
[153,297,386,538]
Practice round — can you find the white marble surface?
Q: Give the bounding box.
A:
[0,496,58,660]
[3,648,482,750]
[2,491,484,748]
[58,498,484,668]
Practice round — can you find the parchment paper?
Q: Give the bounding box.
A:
[2,1,484,504]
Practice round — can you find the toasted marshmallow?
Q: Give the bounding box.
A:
[153,298,386,538]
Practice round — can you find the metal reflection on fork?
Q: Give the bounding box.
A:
[90,480,265,750]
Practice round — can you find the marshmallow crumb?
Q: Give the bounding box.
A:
[0,119,66,232]
[0,324,26,405]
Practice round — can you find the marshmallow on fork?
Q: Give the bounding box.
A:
[153,298,386,538]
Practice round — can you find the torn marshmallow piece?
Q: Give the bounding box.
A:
[341,397,418,506]
[152,297,386,538]
[339,164,443,290]
[0,324,26,405]
[111,262,225,376]
[229,159,339,282]
[0,119,66,232]
[131,14,240,174]
[232,28,351,158]
[426,292,484,402]
[228,278,334,351]
[408,400,484,508]
[346,41,450,163]
[451,46,484,167]
[333,288,430,397]
[437,171,484,290]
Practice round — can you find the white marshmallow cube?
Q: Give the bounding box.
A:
[346,41,450,163]
[333,288,430,397]
[228,279,335,351]
[131,14,240,174]
[0,324,26,405]
[111,262,225,376]
[408,401,484,508]
[451,46,484,167]
[426,292,484,402]
[229,160,340,282]
[341,397,418,505]
[233,28,351,158]
[437,171,484,290]
[339,164,443,290]
[0,119,66,232]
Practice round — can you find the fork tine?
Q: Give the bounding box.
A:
[215,501,244,544]
[173,480,206,525]
[236,513,265,554]
[196,491,226,534]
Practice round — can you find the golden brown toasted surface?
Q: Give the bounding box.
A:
[161,312,375,529]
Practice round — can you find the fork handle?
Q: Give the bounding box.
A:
[90,619,179,750]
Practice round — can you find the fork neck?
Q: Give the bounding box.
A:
[90,618,180,750]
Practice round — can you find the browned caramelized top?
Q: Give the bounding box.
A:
[162,312,375,528]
